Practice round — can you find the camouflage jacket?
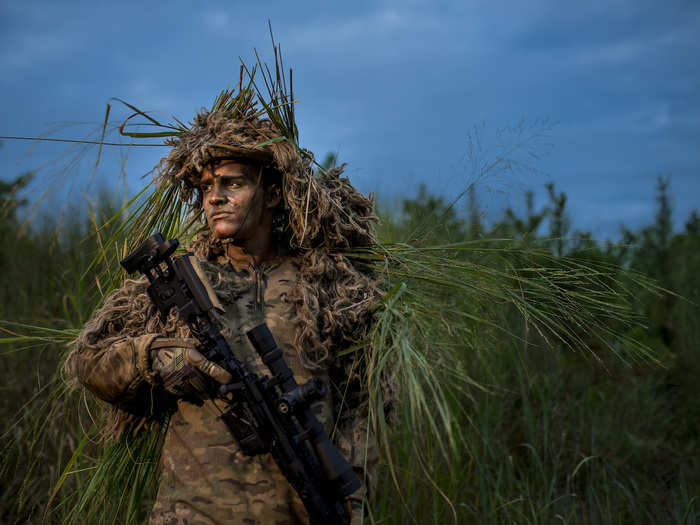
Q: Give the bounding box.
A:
[70,253,375,525]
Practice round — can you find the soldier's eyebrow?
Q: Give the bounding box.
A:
[216,164,253,178]
[201,173,248,184]
[217,174,249,184]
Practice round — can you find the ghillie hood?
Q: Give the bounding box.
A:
[153,66,377,253]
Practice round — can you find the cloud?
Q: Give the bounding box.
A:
[573,39,645,67]
[0,2,89,71]
[288,8,413,50]
[0,31,72,70]
[202,10,232,31]
[650,102,671,131]
[123,78,181,115]
[570,30,682,67]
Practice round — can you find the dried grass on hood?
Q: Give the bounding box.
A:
[159,107,377,251]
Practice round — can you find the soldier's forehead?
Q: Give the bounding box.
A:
[201,160,257,179]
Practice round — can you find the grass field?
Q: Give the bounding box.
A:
[1,175,698,524]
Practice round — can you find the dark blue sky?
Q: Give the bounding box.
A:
[1,1,698,238]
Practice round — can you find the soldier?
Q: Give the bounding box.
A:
[66,90,383,524]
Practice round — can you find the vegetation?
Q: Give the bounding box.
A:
[371,176,699,523]
[1,163,697,524]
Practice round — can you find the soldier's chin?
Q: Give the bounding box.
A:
[210,223,238,240]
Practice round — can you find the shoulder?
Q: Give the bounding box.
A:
[72,275,153,353]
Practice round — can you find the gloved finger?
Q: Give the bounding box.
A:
[183,348,233,384]
[151,347,175,369]
[150,338,199,372]
[345,496,364,525]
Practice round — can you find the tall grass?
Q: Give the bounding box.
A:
[364,203,699,524]
[2,185,699,523]
[0,190,162,524]
[2,138,699,525]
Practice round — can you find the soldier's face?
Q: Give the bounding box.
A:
[200,160,275,243]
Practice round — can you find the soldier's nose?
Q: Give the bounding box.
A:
[208,185,225,204]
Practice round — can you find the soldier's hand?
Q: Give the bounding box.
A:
[345,497,364,525]
[150,338,232,397]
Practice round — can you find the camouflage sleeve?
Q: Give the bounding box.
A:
[65,277,183,427]
[335,406,379,507]
[69,333,160,405]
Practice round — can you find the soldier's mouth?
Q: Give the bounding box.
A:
[210,212,235,221]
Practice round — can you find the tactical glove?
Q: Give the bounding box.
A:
[150,338,232,397]
[345,496,364,525]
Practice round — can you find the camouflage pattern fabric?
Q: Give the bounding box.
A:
[150,339,232,397]
[72,253,373,525]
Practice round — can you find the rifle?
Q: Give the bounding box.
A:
[121,233,360,525]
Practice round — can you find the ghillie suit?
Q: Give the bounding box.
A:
[64,58,390,523]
